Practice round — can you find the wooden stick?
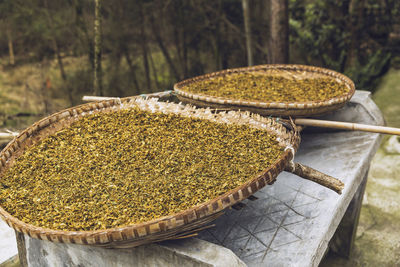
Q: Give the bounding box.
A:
[285,162,344,194]
[295,118,400,136]
[82,91,172,102]
[82,96,119,102]
[0,132,17,140]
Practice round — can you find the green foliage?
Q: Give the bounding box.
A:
[0,0,399,100]
[344,50,392,92]
[289,0,397,92]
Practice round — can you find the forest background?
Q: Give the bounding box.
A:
[0,0,399,127]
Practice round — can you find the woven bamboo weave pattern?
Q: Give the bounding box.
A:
[174,64,355,117]
[0,98,300,248]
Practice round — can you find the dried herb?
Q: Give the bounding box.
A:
[0,108,283,231]
[182,72,349,102]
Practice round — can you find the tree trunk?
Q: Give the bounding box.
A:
[43,0,72,104]
[150,15,181,81]
[139,4,152,92]
[51,39,67,81]
[39,63,50,114]
[172,0,188,78]
[123,49,141,94]
[94,0,103,96]
[172,3,184,77]
[149,52,160,90]
[344,0,366,70]
[51,38,72,110]
[242,0,253,66]
[267,0,289,64]
[182,25,188,77]
[73,0,94,69]
[6,27,15,65]
[214,0,223,70]
[43,0,66,80]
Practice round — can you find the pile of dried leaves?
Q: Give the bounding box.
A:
[0,107,284,231]
[182,72,349,102]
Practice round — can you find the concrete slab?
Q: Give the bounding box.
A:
[21,234,245,267]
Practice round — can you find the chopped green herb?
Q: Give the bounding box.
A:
[182,72,349,102]
[0,107,283,231]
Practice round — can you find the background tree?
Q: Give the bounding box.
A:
[0,0,398,105]
[289,0,398,91]
[0,0,16,66]
[242,0,253,66]
[93,0,103,96]
[267,0,289,63]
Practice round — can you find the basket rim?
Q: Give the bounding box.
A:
[0,97,300,246]
[173,64,356,110]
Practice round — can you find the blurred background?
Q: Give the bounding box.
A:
[0,1,400,266]
[0,0,399,122]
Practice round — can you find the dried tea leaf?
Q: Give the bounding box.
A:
[182,72,349,102]
[0,108,284,231]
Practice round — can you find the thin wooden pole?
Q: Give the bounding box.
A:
[82,91,172,102]
[82,96,119,102]
[295,118,400,136]
[268,0,289,63]
[0,133,17,139]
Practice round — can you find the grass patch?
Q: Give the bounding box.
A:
[372,69,400,128]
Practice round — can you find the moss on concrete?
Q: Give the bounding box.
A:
[0,256,19,267]
[322,148,400,266]
[372,69,400,128]
[354,205,400,266]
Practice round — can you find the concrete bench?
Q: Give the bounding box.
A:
[195,90,383,266]
[0,90,383,266]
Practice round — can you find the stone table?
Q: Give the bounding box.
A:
[0,90,383,267]
[196,90,383,266]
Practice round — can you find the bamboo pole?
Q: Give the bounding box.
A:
[0,133,15,139]
[295,118,400,136]
[82,91,172,102]
[82,96,119,102]
[82,96,399,136]
[0,132,18,141]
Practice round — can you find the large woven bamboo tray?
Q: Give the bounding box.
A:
[174,64,356,117]
[0,97,303,248]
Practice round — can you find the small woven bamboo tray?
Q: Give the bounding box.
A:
[0,97,301,248]
[174,64,356,117]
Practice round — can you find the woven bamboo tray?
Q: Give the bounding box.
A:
[0,97,301,248]
[174,64,355,117]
